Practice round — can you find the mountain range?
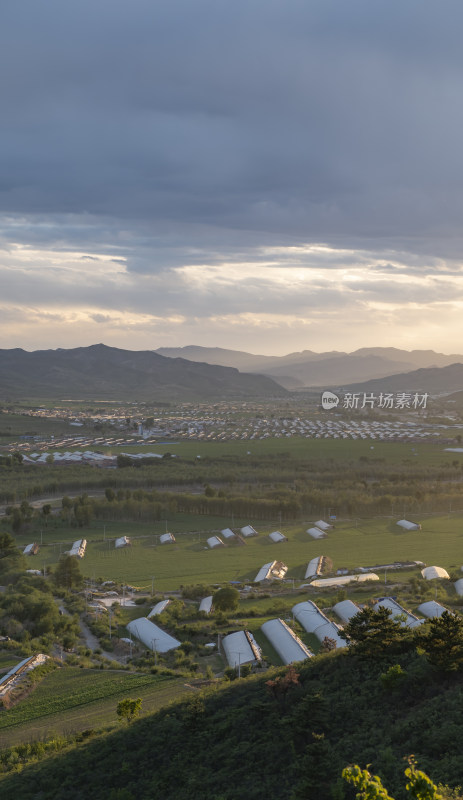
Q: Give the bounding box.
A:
[0,344,286,401]
[3,344,463,401]
[156,346,463,390]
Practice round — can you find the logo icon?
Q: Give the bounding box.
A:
[321,391,340,410]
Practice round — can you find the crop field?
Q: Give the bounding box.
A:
[0,668,190,748]
[0,413,92,440]
[100,437,454,467]
[23,512,463,591]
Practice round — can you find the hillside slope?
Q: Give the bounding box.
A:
[156,346,463,389]
[2,647,463,800]
[340,362,463,396]
[0,344,287,401]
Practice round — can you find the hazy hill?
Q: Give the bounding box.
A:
[0,344,286,401]
[156,346,463,389]
[339,362,463,396]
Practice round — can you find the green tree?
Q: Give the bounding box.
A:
[42,504,52,526]
[340,606,407,657]
[213,586,239,612]
[342,759,443,799]
[53,555,84,590]
[295,733,338,799]
[116,697,142,723]
[417,611,463,672]
[20,500,33,519]
[117,454,133,468]
[380,664,407,692]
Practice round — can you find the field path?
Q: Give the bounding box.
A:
[78,617,126,664]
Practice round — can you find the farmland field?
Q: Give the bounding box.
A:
[94,437,456,467]
[22,512,463,590]
[0,668,190,748]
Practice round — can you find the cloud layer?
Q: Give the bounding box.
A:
[1,1,463,354]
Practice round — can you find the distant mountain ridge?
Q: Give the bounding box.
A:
[338,362,463,396]
[0,344,287,401]
[155,345,463,389]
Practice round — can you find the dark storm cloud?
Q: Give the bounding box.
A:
[2,0,463,268]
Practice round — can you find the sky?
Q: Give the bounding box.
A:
[2,0,463,356]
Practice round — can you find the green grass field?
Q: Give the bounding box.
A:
[23,512,463,591]
[99,437,454,467]
[0,412,94,441]
[0,668,190,748]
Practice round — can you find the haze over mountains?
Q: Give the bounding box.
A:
[341,362,463,396]
[156,346,463,390]
[3,344,463,401]
[0,344,286,401]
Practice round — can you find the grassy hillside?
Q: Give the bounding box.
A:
[2,642,463,799]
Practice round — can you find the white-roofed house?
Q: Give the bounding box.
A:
[222,630,262,669]
[454,579,463,596]
[261,618,313,665]
[221,528,236,540]
[126,617,180,653]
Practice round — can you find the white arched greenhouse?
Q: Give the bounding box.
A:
[126,617,180,653]
[292,601,346,648]
[199,596,213,614]
[261,618,313,665]
[332,599,361,624]
[417,601,447,618]
[421,566,450,581]
[222,630,262,669]
[147,600,170,618]
[373,597,423,628]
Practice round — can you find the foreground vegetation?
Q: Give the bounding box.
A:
[2,613,463,799]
